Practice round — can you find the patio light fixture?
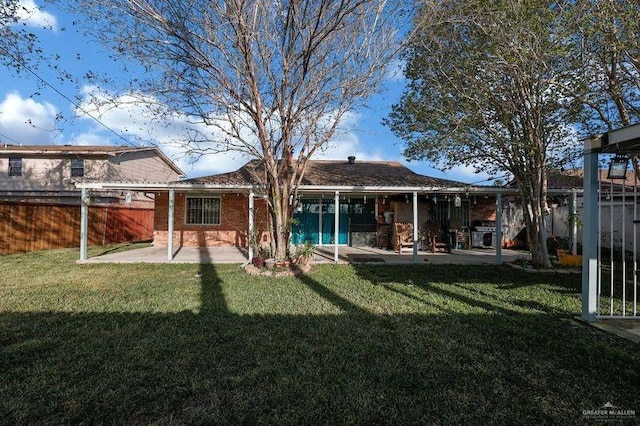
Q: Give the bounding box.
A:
[454,194,462,207]
[607,155,629,179]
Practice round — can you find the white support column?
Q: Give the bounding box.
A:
[248,191,255,261]
[319,197,323,246]
[496,192,503,265]
[168,189,175,261]
[79,187,88,261]
[334,191,339,263]
[412,191,419,264]
[570,191,578,255]
[582,147,599,322]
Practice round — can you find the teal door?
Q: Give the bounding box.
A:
[291,199,349,245]
[291,199,320,245]
[321,201,348,245]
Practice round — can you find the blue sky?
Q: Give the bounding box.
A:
[0,1,490,183]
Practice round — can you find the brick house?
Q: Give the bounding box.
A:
[79,157,531,261]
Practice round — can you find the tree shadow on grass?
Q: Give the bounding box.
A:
[1,262,639,424]
[354,264,582,310]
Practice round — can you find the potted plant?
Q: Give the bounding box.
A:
[293,242,315,265]
[252,246,271,269]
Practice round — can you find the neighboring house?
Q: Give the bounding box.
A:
[546,168,639,253]
[0,144,184,205]
[0,144,184,254]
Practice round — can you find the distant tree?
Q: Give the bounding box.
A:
[386,0,582,268]
[71,0,406,260]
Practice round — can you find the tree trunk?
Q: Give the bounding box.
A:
[267,170,294,261]
[520,182,552,268]
[268,186,292,261]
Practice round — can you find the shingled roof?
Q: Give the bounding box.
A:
[186,159,467,188]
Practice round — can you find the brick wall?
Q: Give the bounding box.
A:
[153,191,270,248]
[470,197,497,223]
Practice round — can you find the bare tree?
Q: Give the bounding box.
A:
[386,0,582,268]
[71,0,406,260]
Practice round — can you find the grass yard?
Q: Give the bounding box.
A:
[1,245,639,424]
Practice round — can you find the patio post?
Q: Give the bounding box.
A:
[582,141,599,322]
[570,191,578,254]
[496,192,503,265]
[412,191,418,264]
[334,191,339,263]
[168,189,175,261]
[79,187,88,261]
[248,191,254,261]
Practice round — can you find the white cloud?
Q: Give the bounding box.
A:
[0,92,59,145]
[314,112,385,162]
[16,0,58,30]
[448,164,493,184]
[75,86,383,177]
[73,132,106,146]
[75,86,252,176]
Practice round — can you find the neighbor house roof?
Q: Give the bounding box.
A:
[187,159,467,188]
[547,168,639,190]
[0,144,184,176]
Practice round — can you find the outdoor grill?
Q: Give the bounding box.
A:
[471,221,497,248]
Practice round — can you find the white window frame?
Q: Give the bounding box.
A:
[8,157,22,177]
[184,196,222,225]
[70,158,85,177]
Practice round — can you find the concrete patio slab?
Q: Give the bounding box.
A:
[79,244,530,265]
[590,319,640,344]
[79,246,249,264]
[314,246,530,265]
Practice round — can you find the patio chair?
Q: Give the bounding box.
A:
[424,222,451,253]
[393,222,414,253]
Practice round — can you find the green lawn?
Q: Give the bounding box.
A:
[1,246,638,424]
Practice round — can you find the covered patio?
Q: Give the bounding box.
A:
[75,158,576,266]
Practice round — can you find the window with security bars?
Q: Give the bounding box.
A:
[70,158,85,177]
[8,157,22,176]
[185,196,221,225]
[432,199,470,230]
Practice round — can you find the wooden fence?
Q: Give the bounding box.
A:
[0,202,154,255]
